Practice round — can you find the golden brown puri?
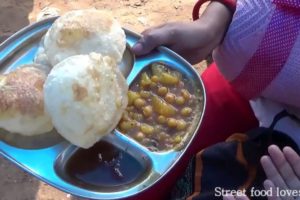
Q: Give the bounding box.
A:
[0,65,53,135]
[43,9,126,66]
[44,53,128,148]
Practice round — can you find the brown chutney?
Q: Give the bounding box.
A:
[118,62,202,151]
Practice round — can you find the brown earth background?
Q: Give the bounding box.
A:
[0,0,208,199]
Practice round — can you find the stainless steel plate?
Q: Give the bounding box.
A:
[0,17,206,200]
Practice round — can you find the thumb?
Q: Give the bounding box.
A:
[132,41,147,56]
[132,28,173,56]
[132,35,160,56]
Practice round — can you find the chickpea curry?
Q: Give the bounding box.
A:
[118,63,201,151]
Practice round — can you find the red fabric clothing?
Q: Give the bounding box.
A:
[190,63,258,153]
[130,63,258,200]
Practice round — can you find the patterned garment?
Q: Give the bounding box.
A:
[186,111,300,200]
[171,1,300,200]
[213,0,300,108]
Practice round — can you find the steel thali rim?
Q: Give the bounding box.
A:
[0,17,206,199]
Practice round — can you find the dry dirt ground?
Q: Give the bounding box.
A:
[0,0,208,199]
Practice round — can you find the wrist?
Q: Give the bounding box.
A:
[194,1,234,46]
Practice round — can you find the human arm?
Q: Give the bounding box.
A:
[132,1,234,64]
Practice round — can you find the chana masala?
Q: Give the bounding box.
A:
[118,63,202,151]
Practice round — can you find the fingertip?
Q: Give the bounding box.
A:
[264,179,272,185]
[268,145,282,159]
[260,155,269,163]
[268,145,279,153]
[283,146,299,161]
[260,155,273,170]
[282,146,294,154]
[263,179,272,189]
[132,42,143,55]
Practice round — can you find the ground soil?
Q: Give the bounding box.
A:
[0,1,208,199]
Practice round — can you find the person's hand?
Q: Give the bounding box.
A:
[132,21,218,64]
[261,145,300,200]
[223,145,300,200]
[132,2,233,64]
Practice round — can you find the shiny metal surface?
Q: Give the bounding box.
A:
[0,17,206,200]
